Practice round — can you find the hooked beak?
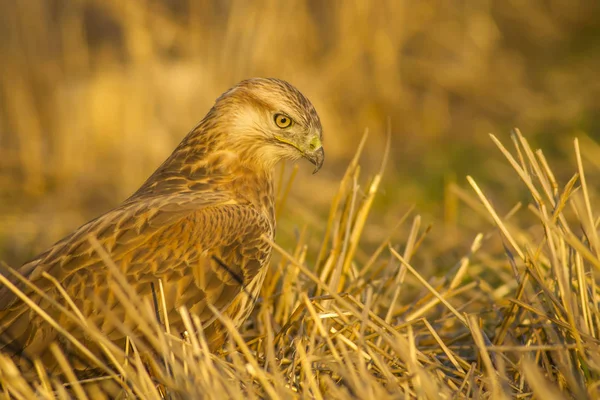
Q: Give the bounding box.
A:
[306,146,324,174]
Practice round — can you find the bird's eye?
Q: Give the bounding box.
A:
[274,114,293,129]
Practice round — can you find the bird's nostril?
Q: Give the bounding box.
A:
[309,136,321,151]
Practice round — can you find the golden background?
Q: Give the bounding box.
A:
[1,0,599,266]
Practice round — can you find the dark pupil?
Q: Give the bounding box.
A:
[280,117,287,124]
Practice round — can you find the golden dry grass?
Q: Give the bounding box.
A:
[1,1,600,252]
[1,131,600,398]
[1,1,600,398]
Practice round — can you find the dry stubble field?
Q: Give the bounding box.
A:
[1,1,600,398]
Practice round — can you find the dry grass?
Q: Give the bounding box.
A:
[1,131,599,398]
[2,0,600,264]
[1,1,600,398]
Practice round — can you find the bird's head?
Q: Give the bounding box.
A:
[210,78,324,174]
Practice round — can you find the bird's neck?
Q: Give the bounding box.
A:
[133,142,276,222]
[221,164,275,223]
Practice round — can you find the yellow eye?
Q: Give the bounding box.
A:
[274,114,293,129]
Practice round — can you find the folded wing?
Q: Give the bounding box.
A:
[0,192,273,367]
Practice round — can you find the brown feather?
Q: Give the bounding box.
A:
[0,78,323,373]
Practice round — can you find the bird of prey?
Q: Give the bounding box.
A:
[0,78,324,371]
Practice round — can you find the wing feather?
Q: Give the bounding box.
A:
[0,192,273,359]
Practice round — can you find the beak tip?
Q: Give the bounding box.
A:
[310,147,324,174]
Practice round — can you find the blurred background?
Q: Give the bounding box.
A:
[1,0,600,267]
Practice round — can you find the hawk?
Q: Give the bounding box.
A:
[0,78,324,370]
